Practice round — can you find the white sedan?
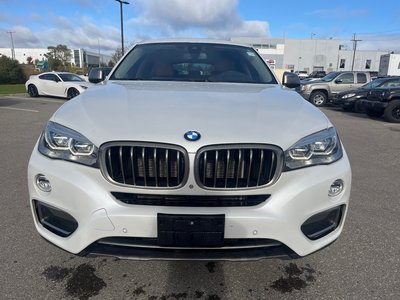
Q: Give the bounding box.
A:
[25,72,92,99]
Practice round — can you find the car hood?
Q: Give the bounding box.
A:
[301,79,328,85]
[52,81,330,152]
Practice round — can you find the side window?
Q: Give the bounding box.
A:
[337,73,354,84]
[357,73,367,84]
[47,74,60,82]
[381,80,400,88]
[39,74,49,80]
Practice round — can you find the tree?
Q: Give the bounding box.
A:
[110,47,123,66]
[0,56,25,84]
[26,56,33,65]
[45,44,72,71]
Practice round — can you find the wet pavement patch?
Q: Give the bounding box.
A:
[160,292,188,299]
[195,290,204,298]
[42,266,71,282]
[205,262,216,273]
[207,295,221,300]
[132,285,146,296]
[271,263,317,293]
[65,263,106,300]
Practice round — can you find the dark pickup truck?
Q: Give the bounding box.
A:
[361,86,400,123]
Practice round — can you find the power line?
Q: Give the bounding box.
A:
[351,33,362,71]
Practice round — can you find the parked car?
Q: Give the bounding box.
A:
[88,67,112,83]
[27,39,351,260]
[308,71,326,78]
[331,77,400,112]
[299,71,371,106]
[26,72,92,99]
[360,85,400,122]
[295,71,308,79]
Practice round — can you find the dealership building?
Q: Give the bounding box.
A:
[0,47,111,68]
[0,38,392,73]
[231,37,389,73]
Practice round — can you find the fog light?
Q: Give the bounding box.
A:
[36,174,52,192]
[33,200,78,237]
[328,179,343,197]
[301,205,345,240]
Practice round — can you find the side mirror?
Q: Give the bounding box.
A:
[335,79,343,84]
[282,72,300,89]
[89,69,104,84]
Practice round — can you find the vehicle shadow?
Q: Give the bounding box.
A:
[163,260,226,299]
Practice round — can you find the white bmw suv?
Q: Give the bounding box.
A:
[28,40,351,260]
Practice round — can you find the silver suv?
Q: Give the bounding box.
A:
[299,71,371,106]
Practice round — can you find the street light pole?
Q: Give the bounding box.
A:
[98,38,101,67]
[7,31,16,60]
[115,0,129,56]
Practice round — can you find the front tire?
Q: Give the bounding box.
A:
[310,91,327,107]
[67,88,80,99]
[383,100,400,123]
[27,84,39,97]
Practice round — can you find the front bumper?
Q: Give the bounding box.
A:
[359,99,388,111]
[330,96,357,107]
[28,147,351,260]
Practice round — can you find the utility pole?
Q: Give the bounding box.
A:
[351,33,362,71]
[115,0,129,56]
[7,31,16,60]
[98,38,101,67]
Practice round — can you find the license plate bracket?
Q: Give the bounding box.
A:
[157,214,225,247]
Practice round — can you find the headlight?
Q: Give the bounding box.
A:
[79,85,88,90]
[38,121,98,167]
[300,85,309,91]
[284,127,343,171]
[382,91,391,99]
[342,93,356,99]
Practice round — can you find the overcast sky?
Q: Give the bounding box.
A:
[1,0,399,54]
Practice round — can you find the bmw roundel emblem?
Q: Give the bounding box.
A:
[184,130,201,141]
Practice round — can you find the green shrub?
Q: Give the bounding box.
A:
[0,56,25,84]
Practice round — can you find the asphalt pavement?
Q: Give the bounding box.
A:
[0,94,399,299]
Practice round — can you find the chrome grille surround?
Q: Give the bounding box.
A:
[195,144,283,190]
[99,142,189,189]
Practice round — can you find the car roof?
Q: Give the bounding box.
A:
[41,72,77,75]
[136,38,251,48]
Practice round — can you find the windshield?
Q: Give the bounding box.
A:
[58,73,85,82]
[361,78,387,89]
[321,72,339,82]
[110,43,277,84]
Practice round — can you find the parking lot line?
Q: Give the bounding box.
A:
[0,95,66,104]
[0,107,39,113]
[383,123,400,126]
